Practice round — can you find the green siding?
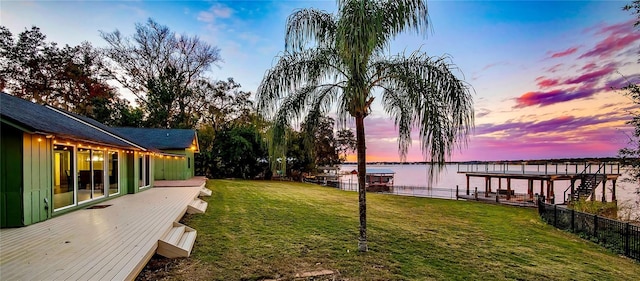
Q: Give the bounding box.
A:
[22,134,52,225]
[154,149,195,180]
[1,124,24,227]
[126,152,137,194]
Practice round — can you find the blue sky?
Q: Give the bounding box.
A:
[2,0,639,161]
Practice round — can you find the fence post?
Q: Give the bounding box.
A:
[571,209,575,233]
[625,222,630,257]
[475,187,478,200]
[554,204,557,227]
[593,214,598,240]
[496,191,499,203]
[456,185,459,200]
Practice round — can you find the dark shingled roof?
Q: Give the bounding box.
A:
[0,92,144,149]
[113,127,197,151]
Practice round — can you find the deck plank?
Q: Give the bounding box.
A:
[0,185,201,281]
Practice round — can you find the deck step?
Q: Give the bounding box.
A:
[199,187,212,197]
[157,222,197,258]
[187,198,208,214]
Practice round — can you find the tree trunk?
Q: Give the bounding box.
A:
[355,114,367,252]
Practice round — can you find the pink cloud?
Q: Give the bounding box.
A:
[579,19,640,59]
[580,33,640,59]
[565,65,616,84]
[582,63,597,71]
[548,47,579,58]
[514,87,598,108]
[545,63,564,73]
[535,77,560,88]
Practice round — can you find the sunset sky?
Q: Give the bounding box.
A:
[2,0,639,162]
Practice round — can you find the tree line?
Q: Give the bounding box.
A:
[0,19,355,179]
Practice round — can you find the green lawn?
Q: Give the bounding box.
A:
[153,180,640,280]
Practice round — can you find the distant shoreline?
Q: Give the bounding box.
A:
[342,157,621,165]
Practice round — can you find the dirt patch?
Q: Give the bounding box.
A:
[136,255,210,281]
[137,255,346,281]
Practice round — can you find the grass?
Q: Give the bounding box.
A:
[141,180,640,280]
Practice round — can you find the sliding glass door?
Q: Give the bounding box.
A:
[77,148,106,203]
[53,144,75,210]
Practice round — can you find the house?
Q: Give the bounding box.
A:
[114,127,199,180]
[0,93,197,228]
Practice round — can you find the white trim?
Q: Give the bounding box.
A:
[45,106,147,151]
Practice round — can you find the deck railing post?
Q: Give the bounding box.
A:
[466,184,470,196]
[475,187,478,200]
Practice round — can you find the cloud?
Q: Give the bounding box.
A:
[516,62,622,108]
[476,108,491,118]
[475,114,628,138]
[564,64,617,84]
[547,47,579,59]
[544,63,564,73]
[197,4,233,23]
[514,87,598,108]
[535,76,560,88]
[579,19,640,59]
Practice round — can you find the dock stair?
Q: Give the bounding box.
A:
[572,174,605,201]
[157,222,197,258]
[564,163,607,203]
[187,198,208,214]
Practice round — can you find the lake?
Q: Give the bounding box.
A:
[338,163,640,219]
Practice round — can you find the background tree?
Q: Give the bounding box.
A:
[302,115,340,167]
[0,26,122,117]
[256,0,474,252]
[100,19,221,105]
[619,1,640,182]
[619,83,640,183]
[624,0,640,27]
[336,128,356,162]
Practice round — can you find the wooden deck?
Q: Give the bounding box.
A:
[0,185,203,280]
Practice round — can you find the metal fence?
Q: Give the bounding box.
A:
[339,182,457,199]
[538,199,640,262]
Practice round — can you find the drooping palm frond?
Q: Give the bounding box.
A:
[285,8,337,52]
[256,48,344,116]
[373,52,474,181]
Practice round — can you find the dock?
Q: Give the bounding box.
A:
[456,161,621,205]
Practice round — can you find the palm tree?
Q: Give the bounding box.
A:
[256,0,474,252]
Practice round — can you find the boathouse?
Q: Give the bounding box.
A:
[364,168,395,192]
